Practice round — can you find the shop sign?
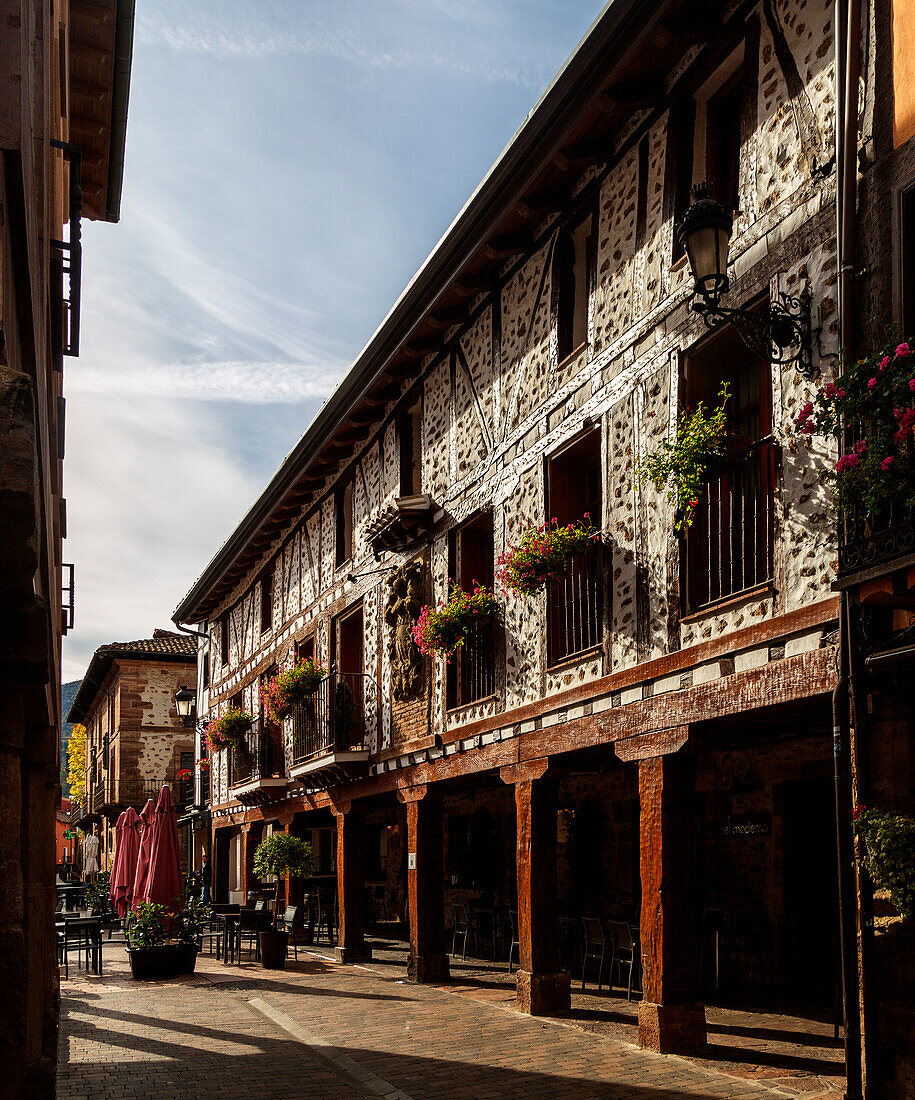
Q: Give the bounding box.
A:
[721,813,771,839]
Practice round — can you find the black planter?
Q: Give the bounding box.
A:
[127,943,198,980]
[259,930,289,969]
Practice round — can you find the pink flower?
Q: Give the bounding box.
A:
[909,379,915,392]
[868,377,877,388]
[855,439,868,453]
[882,456,895,470]
[896,342,911,358]
[880,356,890,370]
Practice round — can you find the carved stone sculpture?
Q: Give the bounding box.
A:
[385,560,424,701]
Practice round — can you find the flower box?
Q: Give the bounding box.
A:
[126,943,199,981]
[261,659,326,725]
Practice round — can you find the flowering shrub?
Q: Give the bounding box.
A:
[643,382,730,531]
[176,768,193,782]
[855,807,915,923]
[205,708,253,753]
[412,583,498,660]
[261,658,327,725]
[195,757,209,772]
[795,340,915,518]
[496,516,600,597]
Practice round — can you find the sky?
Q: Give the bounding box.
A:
[62,0,602,682]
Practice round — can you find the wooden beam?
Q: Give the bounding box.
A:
[482,230,532,260]
[516,184,568,220]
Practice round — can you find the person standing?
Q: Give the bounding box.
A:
[201,852,211,904]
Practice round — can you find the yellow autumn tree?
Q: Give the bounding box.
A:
[66,723,87,799]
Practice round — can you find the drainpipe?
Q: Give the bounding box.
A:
[834,2,864,1097]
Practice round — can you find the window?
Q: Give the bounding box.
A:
[681,319,775,611]
[260,566,273,634]
[335,481,354,566]
[555,216,593,363]
[231,690,243,713]
[221,615,229,667]
[705,67,744,216]
[295,634,314,664]
[331,603,365,748]
[546,428,603,663]
[900,183,915,337]
[202,650,209,690]
[447,511,495,708]
[399,401,422,497]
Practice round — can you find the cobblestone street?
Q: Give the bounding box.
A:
[59,937,845,1099]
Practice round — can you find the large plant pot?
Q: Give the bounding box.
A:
[127,943,198,980]
[259,930,289,969]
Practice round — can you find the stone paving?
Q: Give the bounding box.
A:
[59,934,846,1100]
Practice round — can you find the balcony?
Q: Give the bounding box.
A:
[837,498,915,582]
[289,673,373,788]
[682,437,777,612]
[547,544,603,665]
[227,717,287,805]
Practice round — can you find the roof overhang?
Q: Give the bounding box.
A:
[68,645,196,725]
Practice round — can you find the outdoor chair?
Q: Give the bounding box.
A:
[55,897,65,914]
[279,905,300,961]
[57,921,94,978]
[580,916,610,992]
[451,903,477,960]
[506,908,520,973]
[316,891,337,945]
[237,909,267,961]
[609,920,638,1001]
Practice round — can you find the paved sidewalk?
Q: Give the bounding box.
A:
[59,939,839,1100]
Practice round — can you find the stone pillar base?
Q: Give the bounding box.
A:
[407,952,450,983]
[516,969,571,1016]
[638,1001,707,1053]
[334,945,372,964]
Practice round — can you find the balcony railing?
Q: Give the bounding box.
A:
[101,778,192,811]
[291,673,370,767]
[447,616,496,708]
[838,498,915,577]
[228,716,285,788]
[547,544,603,664]
[50,139,82,358]
[683,437,777,611]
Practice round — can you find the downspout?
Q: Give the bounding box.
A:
[834,2,863,1097]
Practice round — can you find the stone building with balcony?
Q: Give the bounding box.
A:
[68,630,197,870]
[173,0,902,1085]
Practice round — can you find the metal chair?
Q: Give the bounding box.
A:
[580,916,609,991]
[506,908,520,973]
[279,905,300,960]
[316,890,337,944]
[609,920,638,1001]
[451,903,477,960]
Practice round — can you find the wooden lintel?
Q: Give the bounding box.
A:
[613,726,690,762]
[396,783,429,804]
[499,759,549,785]
[326,791,351,816]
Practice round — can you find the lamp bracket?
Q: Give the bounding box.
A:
[691,290,816,379]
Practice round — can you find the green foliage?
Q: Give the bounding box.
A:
[252,832,315,882]
[412,584,499,660]
[66,724,87,799]
[86,871,111,915]
[855,808,915,923]
[125,902,168,948]
[174,894,212,943]
[496,516,600,597]
[205,707,253,752]
[795,339,915,520]
[643,383,730,531]
[262,658,327,724]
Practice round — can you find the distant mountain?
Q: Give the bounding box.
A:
[60,680,81,796]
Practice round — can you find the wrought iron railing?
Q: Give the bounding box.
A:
[70,797,85,823]
[106,778,192,810]
[547,543,603,664]
[291,673,371,766]
[838,499,915,576]
[683,437,777,611]
[50,140,82,357]
[447,615,496,707]
[228,716,285,787]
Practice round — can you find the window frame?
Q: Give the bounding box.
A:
[335,481,354,567]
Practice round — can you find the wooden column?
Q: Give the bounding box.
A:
[501,761,570,1016]
[334,803,371,962]
[241,823,254,902]
[397,785,449,983]
[279,811,295,911]
[618,729,706,1053]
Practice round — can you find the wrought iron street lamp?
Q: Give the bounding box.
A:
[677,183,814,377]
[173,685,196,728]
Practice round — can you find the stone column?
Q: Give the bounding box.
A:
[618,728,706,1053]
[397,785,449,983]
[334,803,371,962]
[501,761,570,1016]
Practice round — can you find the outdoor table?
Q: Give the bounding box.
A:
[213,912,243,965]
[56,916,103,974]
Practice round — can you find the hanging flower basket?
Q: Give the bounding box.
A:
[794,339,915,521]
[195,757,210,772]
[205,708,253,753]
[413,584,498,660]
[176,768,193,782]
[496,515,600,597]
[261,658,327,725]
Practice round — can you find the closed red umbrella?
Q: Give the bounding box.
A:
[134,786,183,911]
[131,799,157,910]
[110,807,141,917]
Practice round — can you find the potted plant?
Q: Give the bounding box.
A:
[251,832,315,969]
[496,515,600,598]
[125,893,211,980]
[642,381,730,531]
[261,658,326,725]
[205,707,253,753]
[855,807,915,925]
[412,583,498,660]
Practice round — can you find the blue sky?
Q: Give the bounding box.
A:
[62,0,601,681]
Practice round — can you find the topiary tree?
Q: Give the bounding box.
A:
[252,832,315,923]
